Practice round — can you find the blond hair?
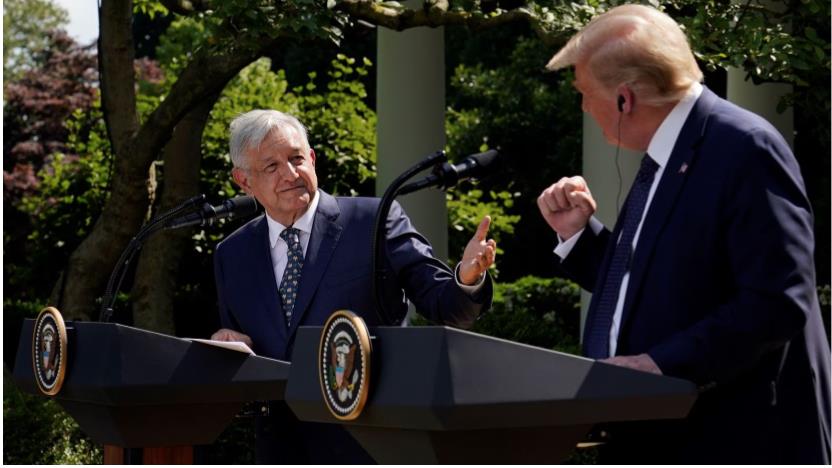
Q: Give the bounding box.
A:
[546,4,703,106]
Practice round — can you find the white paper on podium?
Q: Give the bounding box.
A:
[187,338,256,355]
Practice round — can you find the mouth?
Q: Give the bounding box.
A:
[280,185,306,194]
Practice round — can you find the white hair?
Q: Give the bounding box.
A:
[229,110,310,168]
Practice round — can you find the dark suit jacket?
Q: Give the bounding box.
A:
[561,87,830,463]
[214,190,492,462]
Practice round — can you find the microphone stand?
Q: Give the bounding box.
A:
[371,150,448,326]
[98,195,206,322]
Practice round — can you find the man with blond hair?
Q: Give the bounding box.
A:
[537,4,829,463]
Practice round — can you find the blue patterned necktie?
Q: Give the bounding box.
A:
[279,227,304,326]
[584,154,660,359]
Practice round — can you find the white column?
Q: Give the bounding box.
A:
[376,24,448,261]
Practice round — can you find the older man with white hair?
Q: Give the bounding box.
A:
[211,109,497,463]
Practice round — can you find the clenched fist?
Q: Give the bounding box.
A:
[458,215,497,285]
[537,176,597,240]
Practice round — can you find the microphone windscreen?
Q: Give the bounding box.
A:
[225,196,259,217]
[466,149,500,177]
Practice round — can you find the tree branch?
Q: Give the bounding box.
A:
[99,0,138,156]
[57,20,280,319]
[126,40,277,176]
[337,0,567,46]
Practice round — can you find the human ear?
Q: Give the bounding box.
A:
[232,167,252,194]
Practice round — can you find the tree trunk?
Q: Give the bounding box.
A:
[47,0,538,321]
[51,171,153,320]
[49,0,276,320]
[131,98,215,334]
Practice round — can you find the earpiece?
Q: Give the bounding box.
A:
[617,95,625,113]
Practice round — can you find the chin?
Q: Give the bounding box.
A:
[282,193,311,208]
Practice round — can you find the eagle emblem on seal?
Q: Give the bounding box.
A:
[319,310,372,420]
[330,331,358,402]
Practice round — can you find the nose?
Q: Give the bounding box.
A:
[278,161,299,180]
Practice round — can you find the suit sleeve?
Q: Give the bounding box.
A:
[648,129,815,385]
[558,225,612,292]
[214,245,242,332]
[385,200,492,329]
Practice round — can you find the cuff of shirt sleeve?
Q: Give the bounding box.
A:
[553,217,605,259]
[454,263,486,293]
[553,227,585,259]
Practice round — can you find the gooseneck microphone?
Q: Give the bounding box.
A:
[372,149,500,326]
[164,196,259,230]
[99,194,261,322]
[398,150,499,195]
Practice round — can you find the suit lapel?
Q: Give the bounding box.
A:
[617,88,718,339]
[288,191,343,337]
[248,216,290,341]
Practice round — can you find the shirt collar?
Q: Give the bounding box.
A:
[267,190,320,248]
[646,82,703,168]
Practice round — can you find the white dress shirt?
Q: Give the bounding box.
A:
[556,82,703,356]
[265,191,485,302]
[266,191,320,292]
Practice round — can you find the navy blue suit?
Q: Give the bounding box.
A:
[214,190,492,462]
[561,87,830,463]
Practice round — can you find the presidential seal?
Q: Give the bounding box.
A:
[319,310,371,420]
[32,307,68,396]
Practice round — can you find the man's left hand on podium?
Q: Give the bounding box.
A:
[601,353,662,375]
[211,328,254,348]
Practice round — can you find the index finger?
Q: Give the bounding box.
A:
[475,215,491,241]
[562,177,588,195]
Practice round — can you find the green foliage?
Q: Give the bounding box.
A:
[3,299,101,464]
[472,275,582,355]
[3,0,68,80]
[668,0,831,187]
[149,32,378,335]
[445,29,582,279]
[134,0,169,19]
[295,54,377,196]
[197,52,376,201]
[447,35,582,181]
[667,0,829,87]
[3,298,43,368]
[819,285,830,308]
[204,0,349,50]
[12,100,112,299]
[155,16,212,79]
[4,366,101,464]
[198,57,299,205]
[446,185,520,272]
